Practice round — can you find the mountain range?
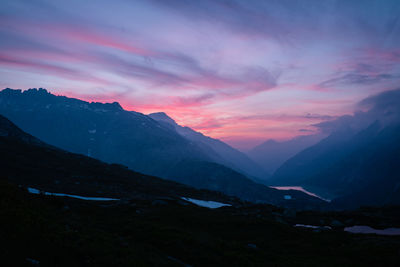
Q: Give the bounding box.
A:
[2,87,399,209]
[0,88,321,207]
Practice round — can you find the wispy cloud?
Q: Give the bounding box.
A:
[1,0,400,149]
[314,88,400,133]
[319,73,398,88]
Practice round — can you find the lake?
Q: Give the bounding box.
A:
[270,186,331,202]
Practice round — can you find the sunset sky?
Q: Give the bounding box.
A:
[1,0,400,150]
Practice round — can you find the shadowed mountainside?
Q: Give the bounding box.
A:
[149,111,269,180]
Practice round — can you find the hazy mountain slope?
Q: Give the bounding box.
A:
[322,123,400,208]
[299,121,382,194]
[269,89,400,207]
[269,125,364,187]
[277,121,400,208]
[247,134,325,174]
[149,112,268,180]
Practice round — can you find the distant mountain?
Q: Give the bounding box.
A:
[247,134,325,174]
[0,88,322,207]
[149,112,268,180]
[269,126,358,188]
[269,89,400,208]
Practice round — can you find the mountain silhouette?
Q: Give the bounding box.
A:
[0,88,322,206]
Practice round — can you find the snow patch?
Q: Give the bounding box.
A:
[28,188,40,194]
[344,225,400,236]
[27,187,119,201]
[181,197,231,209]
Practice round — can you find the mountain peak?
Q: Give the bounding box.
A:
[1,88,124,112]
[263,139,278,145]
[90,101,123,111]
[0,88,22,96]
[148,112,177,126]
[25,88,50,95]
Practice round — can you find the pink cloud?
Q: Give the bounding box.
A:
[0,53,109,85]
[1,16,154,57]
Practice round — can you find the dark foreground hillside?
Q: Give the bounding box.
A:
[1,180,400,267]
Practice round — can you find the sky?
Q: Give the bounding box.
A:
[1,0,400,150]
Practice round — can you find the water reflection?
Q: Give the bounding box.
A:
[270,186,331,202]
